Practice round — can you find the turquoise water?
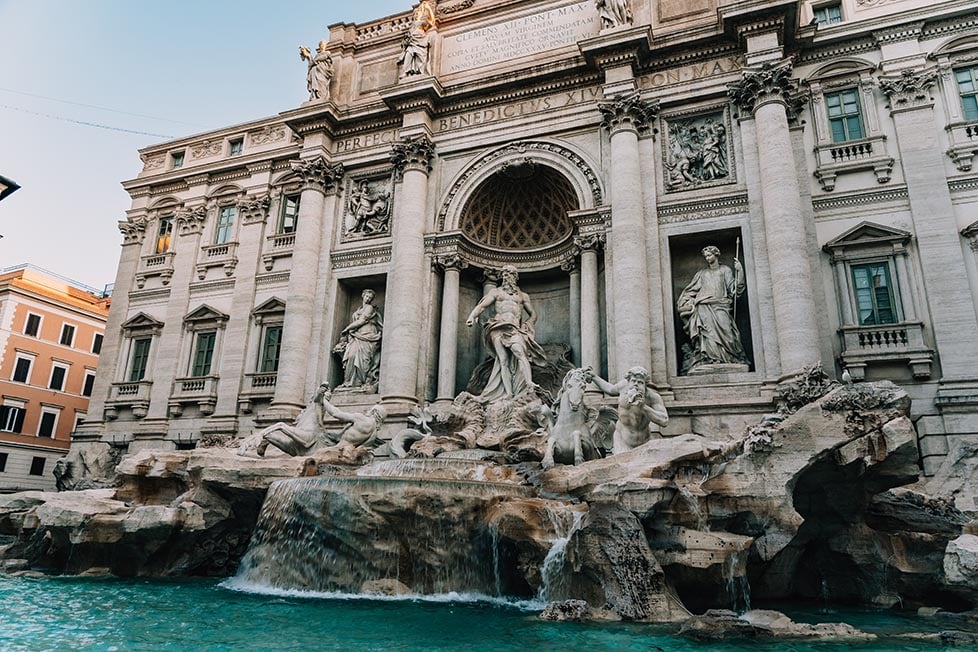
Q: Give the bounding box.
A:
[0,575,964,651]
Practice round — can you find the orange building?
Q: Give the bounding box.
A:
[0,265,109,491]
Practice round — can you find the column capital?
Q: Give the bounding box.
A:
[574,232,607,252]
[118,216,147,245]
[175,205,208,236]
[391,135,435,178]
[728,59,800,115]
[290,156,345,195]
[481,268,502,285]
[560,257,578,273]
[598,91,658,136]
[879,68,938,113]
[963,221,978,252]
[237,194,271,225]
[433,253,468,272]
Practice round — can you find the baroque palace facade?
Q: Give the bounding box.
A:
[78,0,978,475]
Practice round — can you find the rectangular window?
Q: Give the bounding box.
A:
[156,217,173,254]
[24,313,41,337]
[826,90,864,142]
[12,356,33,383]
[279,194,300,234]
[29,456,45,476]
[129,337,152,382]
[260,325,283,373]
[852,263,896,326]
[171,151,185,169]
[0,452,7,472]
[215,206,236,244]
[955,65,978,121]
[37,411,57,438]
[75,415,85,430]
[0,406,25,433]
[60,323,76,347]
[92,333,103,355]
[814,3,843,25]
[191,331,217,377]
[229,138,244,156]
[82,371,96,397]
[49,364,68,392]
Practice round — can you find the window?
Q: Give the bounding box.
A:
[24,313,41,337]
[279,194,300,234]
[0,452,7,472]
[82,371,96,397]
[49,364,68,392]
[215,206,236,244]
[92,333,103,355]
[0,405,25,433]
[229,138,244,156]
[191,331,217,377]
[156,216,173,253]
[74,414,85,430]
[259,325,282,373]
[29,456,45,476]
[813,3,842,25]
[129,337,152,382]
[37,410,58,438]
[955,65,978,121]
[12,355,33,383]
[171,151,185,169]
[60,323,76,347]
[851,263,896,325]
[825,90,864,142]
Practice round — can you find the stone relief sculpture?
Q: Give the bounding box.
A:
[664,113,730,190]
[595,0,633,30]
[588,366,669,454]
[333,289,383,392]
[677,245,749,374]
[541,368,618,469]
[466,265,548,401]
[399,0,436,78]
[299,40,334,102]
[347,178,392,235]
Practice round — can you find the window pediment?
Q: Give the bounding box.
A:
[184,304,230,330]
[824,221,911,251]
[121,312,164,334]
[252,297,286,316]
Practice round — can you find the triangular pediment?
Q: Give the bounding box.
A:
[120,312,164,330]
[184,304,229,323]
[824,221,911,251]
[252,297,286,315]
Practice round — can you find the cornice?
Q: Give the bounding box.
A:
[657,194,749,223]
[330,244,393,269]
[812,186,909,212]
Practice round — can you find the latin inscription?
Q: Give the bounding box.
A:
[442,2,598,74]
[638,55,745,89]
[437,86,602,132]
[335,130,397,154]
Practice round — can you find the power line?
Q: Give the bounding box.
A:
[0,86,202,127]
[0,104,175,139]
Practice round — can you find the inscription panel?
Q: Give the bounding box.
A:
[442,2,598,74]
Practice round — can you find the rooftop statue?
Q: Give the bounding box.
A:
[299,40,334,102]
[333,289,383,392]
[399,0,437,78]
[588,366,668,453]
[595,0,632,30]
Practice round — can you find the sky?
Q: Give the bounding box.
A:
[0,0,406,290]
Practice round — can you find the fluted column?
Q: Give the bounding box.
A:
[434,254,467,402]
[379,135,435,403]
[270,157,344,411]
[574,233,605,372]
[729,60,820,377]
[562,258,581,367]
[599,93,657,374]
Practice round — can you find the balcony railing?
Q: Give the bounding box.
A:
[169,375,219,416]
[105,380,153,419]
[840,321,934,380]
[196,242,238,280]
[134,251,176,289]
[261,232,296,271]
[946,120,978,172]
[238,372,278,413]
[814,134,894,191]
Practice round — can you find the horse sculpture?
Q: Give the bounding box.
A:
[541,368,618,469]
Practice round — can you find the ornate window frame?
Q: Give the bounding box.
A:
[105,313,163,420]
[240,297,286,413]
[932,35,978,172]
[169,305,229,417]
[198,185,245,280]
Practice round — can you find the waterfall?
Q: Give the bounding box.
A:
[722,549,751,613]
[537,508,586,602]
[676,485,707,531]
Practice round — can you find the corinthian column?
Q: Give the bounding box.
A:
[598,92,657,374]
[729,60,820,377]
[434,254,468,403]
[270,156,344,412]
[574,233,606,372]
[379,135,435,403]
[562,258,581,367]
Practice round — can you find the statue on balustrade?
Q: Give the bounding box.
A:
[595,0,632,29]
[334,289,383,392]
[299,40,334,102]
[587,366,669,454]
[399,0,436,78]
[466,265,547,402]
[677,245,749,374]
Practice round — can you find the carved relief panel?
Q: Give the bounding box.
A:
[661,107,735,192]
[342,172,395,242]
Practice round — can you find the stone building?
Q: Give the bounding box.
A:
[79,0,978,475]
[0,265,109,491]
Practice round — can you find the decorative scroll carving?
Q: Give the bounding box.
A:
[290,157,345,194]
[141,154,165,172]
[663,110,732,191]
[345,175,393,237]
[175,205,208,236]
[190,140,223,160]
[598,92,659,135]
[573,233,607,252]
[438,0,475,15]
[249,125,288,145]
[391,135,435,178]
[962,221,978,253]
[728,59,799,114]
[560,257,577,273]
[433,253,470,271]
[878,68,938,110]
[118,216,147,245]
[238,195,271,225]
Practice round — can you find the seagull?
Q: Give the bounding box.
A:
[842,368,853,385]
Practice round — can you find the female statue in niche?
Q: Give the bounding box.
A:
[677,245,749,373]
[334,289,383,391]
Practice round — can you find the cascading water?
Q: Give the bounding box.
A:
[537,508,586,602]
[676,485,708,531]
[723,548,751,613]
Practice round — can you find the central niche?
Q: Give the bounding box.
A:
[460,162,578,250]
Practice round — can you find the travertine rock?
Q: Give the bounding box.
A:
[944,535,978,586]
[540,599,590,621]
[680,609,874,641]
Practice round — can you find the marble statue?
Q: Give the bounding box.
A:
[334,289,383,391]
[595,0,632,29]
[587,366,668,454]
[347,179,391,235]
[541,368,617,469]
[399,0,436,78]
[299,41,334,102]
[665,115,729,189]
[466,265,547,401]
[677,245,748,373]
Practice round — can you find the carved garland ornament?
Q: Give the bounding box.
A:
[237,195,271,224]
[728,59,800,114]
[878,68,938,110]
[598,91,659,135]
[175,205,208,236]
[433,253,469,271]
[391,135,436,178]
[290,157,345,194]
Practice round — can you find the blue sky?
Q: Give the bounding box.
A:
[0,0,406,289]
